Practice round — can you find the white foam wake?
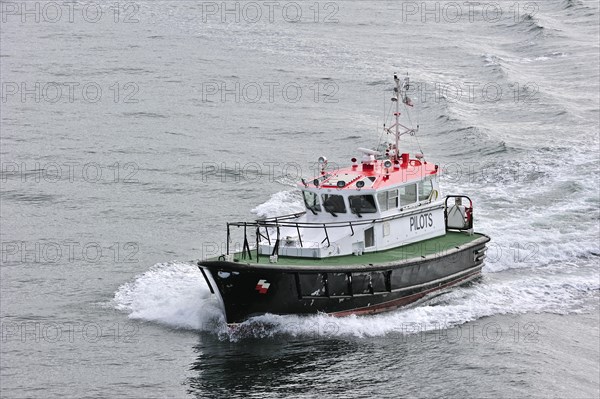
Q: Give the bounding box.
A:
[113,261,224,330]
[113,260,598,340]
[221,273,598,340]
[251,189,304,218]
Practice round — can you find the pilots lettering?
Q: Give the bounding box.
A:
[410,212,433,231]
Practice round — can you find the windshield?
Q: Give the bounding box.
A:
[349,195,377,214]
[322,194,347,214]
[303,191,321,213]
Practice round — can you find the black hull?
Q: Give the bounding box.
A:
[199,235,489,324]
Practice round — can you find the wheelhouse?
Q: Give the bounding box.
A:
[299,156,440,218]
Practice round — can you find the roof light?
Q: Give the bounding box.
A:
[318,156,327,173]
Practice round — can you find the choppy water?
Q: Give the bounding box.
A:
[1,1,599,398]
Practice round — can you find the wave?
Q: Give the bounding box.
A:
[251,189,304,218]
[113,261,225,330]
[481,54,508,79]
[521,14,546,34]
[560,0,584,10]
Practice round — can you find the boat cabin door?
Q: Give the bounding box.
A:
[364,227,375,247]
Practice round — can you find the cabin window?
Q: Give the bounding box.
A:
[419,179,433,201]
[399,183,417,206]
[303,191,321,212]
[349,195,377,214]
[377,190,398,212]
[388,190,399,209]
[321,194,346,214]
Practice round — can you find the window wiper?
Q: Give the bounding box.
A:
[308,206,317,215]
[326,207,338,217]
[352,207,363,218]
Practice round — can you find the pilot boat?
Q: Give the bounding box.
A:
[198,74,490,324]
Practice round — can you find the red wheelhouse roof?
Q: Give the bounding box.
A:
[301,158,439,191]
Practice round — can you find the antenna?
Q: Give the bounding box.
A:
[393,73,400,161]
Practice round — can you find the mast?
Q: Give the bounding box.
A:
[386,73,416,163]
[394,74,401,162]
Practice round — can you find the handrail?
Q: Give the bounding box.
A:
[255,226,260,263]
[296,223,303,247]
[258,211,306,223]
[227,202,444,230]
[224,201,446,259]
[257,226,270,244]
[226,224,231,254]
[272,225,280,256]
[242,222,252,260]
[321,224,330,247]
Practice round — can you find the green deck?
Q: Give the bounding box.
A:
[225,232,487,267]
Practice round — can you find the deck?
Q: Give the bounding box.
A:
[219,231,488,267]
